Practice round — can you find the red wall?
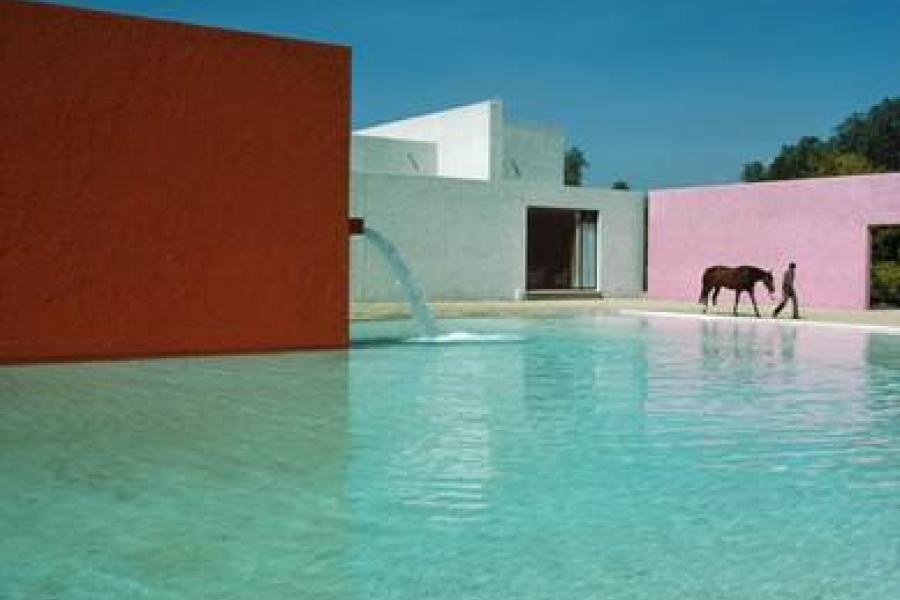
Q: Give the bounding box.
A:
[0,2,350,362]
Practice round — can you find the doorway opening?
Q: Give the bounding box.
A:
[870,225,900,308]
[526,207,599,291]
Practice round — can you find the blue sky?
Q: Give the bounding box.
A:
[47,0,900,189]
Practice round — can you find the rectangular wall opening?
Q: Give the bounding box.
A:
[527,207,599,291]
[870,225,900,309]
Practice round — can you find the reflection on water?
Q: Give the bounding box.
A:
[348,317,900,600]
[2,317,899,599]
[644,318,890,478]
[0,353,350,599]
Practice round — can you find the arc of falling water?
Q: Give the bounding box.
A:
[362,227,439,337]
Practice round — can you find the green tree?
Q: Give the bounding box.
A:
[766,136,830,180]
[814,151,882,177]
[740,96,899,181]
[833,97,900,171]
[871,227,900,308]
[611,180,630,190]
[741,160,767,182]
[564,146,589,186]
[872,227,900,262]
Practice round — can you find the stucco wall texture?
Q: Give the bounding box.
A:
[648,174,900,309]
[1,2,350,362]
[352,173,645,301]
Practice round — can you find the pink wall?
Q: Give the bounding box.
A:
[648,174,900,309]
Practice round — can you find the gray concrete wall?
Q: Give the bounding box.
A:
[351,136,436,177]
[549,185,646,297]
[351,173,645,302]
[501,123,564,184]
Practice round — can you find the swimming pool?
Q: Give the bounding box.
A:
[2,315,898,599]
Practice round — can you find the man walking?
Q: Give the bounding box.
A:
[773,262,800,319]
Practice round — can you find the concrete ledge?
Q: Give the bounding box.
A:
[619,309,900,335]
[352,297,900,328]
[519,290,605,300]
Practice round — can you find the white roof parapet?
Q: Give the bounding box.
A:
[355,100,501,181]
[354,99,566,185]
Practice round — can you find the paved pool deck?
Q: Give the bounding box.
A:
[352,297,900,332]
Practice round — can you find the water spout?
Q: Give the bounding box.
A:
[349,217,365,235]
[361,227,438,337]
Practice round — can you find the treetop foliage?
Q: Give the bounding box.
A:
[741,97,899,182]
[564,146,589,186]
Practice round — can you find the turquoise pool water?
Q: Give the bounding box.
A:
[1,315,899,599]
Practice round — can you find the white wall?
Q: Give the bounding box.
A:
[355,101,500,181]
[351,173,645,302]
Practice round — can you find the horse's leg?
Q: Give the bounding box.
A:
[749,289,760,317]
[712,286,721,306]
[773,294,786,317]
[733,290,741,316]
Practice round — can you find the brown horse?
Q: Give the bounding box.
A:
[699,265,775,317]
